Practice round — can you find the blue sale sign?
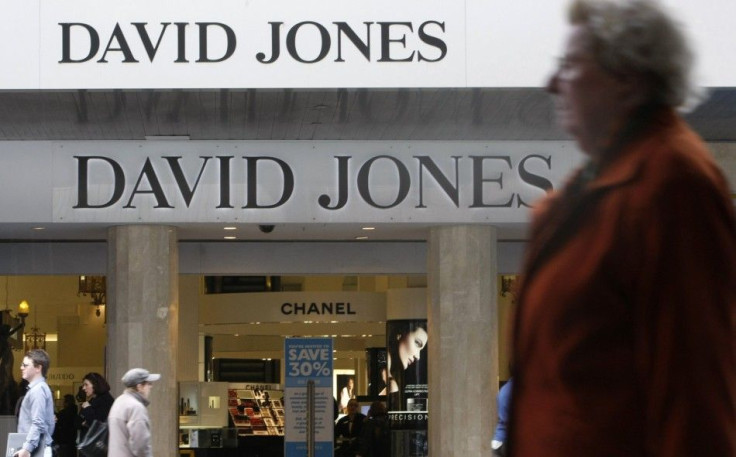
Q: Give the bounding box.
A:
[284,338,334,457]
[286,339,333,387]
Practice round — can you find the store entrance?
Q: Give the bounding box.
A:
[0,273,431,457]
[197,274,425,456]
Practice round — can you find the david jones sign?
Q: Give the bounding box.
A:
[52,141,578,224]
[73,154,551,211]
[60,20,447,65]
[28,1,473,89]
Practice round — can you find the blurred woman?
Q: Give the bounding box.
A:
[79,372,114,439]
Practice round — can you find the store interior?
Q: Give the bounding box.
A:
[0,273,514,452]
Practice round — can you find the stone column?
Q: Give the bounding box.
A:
[427,225,497,456]
[106,225,179,457]
[178,276,200,382]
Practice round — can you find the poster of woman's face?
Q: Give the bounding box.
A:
[386,319,429,412]
[397,327,428,371]
[386,319,429,457]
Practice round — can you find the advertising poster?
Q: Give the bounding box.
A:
[284,337,334,457]
[335,372,356,414]
[365,347,388,397]
[385,319,428,457]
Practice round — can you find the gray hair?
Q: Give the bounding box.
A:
[568,0,705,111]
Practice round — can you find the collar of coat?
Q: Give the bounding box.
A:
[125,388,150,407]
[586,106,680,191]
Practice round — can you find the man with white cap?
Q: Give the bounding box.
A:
[107,368,160,457]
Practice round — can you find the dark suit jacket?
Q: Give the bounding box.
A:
[335,413,366,456]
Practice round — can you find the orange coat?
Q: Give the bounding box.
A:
[509,109,736,456]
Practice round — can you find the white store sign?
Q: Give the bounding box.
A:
[0,0,732,89]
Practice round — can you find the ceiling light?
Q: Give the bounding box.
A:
[78,275,105,317]
[362,227,375,231]
[224,236,237,240]
[355,236,368,240]
[224,226,237,230]
[32,227,45,231]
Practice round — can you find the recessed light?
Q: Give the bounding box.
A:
[224,236,237,240]
[224,226,237,230]
[32,227,45,230]
[362,227,375,231]
[355,236,368,240]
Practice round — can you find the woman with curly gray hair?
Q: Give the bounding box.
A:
[509,1,736,456]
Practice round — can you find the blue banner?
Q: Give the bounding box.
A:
[284,338,334,457]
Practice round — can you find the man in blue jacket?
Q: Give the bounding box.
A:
[492,378,513,457]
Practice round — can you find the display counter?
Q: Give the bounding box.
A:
[179,383,285,456]
[179,435,282,457]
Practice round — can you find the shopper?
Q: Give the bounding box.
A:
[335,398,366,457]
[17,349,55,457]
[357,401,390,457]
[108,368,160,457]
[491,378,512,457]
[53,394,79,457]
[79,372,114,439]
[509,1,736,456]
[14,379,28,417]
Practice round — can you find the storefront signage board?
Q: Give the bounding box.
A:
[33,140,584,224]
[1,1,731,89]
[284,337,334,457]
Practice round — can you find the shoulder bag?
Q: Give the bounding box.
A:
[77,420,108,457]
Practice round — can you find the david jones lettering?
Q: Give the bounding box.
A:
[59,20,447,64]
[73,154,553,210]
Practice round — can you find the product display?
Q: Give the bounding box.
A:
[227,389,284,436]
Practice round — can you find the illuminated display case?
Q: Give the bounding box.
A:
[178,382,229,428]
[226,383,284,437]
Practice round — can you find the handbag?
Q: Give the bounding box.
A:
[77,420,108,457]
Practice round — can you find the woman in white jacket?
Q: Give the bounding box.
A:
[107,368,160,457]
